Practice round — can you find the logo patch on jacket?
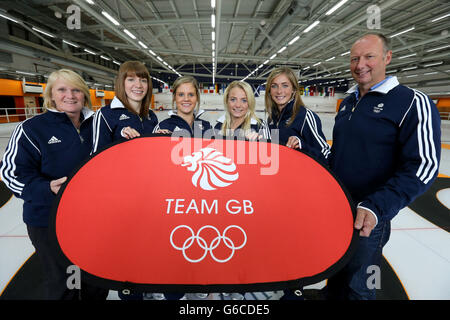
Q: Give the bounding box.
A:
[340,105,346,112]
[373,103,384,113]
[48,136,62,144]
[119,114,130,120]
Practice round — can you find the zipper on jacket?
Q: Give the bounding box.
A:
[348,98,362,120]
[276,107,288,127]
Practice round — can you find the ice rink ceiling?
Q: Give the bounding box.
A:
[0,0,448,95]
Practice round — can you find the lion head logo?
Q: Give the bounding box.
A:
[181,148,239,190]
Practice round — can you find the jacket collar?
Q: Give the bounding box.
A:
[277,99,295,120]
[168,109,206,119]
[347,76,399,99]
[110,96,125,109]
[46,107,94,120]
[216,114,258,125]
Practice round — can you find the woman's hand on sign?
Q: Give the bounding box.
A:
[121,127,141,139]
[286,136,300,149]
[50,177,67,194]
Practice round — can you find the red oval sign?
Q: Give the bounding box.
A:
[50,136,357,292]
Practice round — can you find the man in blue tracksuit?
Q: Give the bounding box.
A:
[326,33,441,300]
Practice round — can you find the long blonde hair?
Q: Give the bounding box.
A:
[221,80,260,136]
[265,67,304,126]
[43,69,92,111]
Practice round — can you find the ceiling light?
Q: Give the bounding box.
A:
[211,14,215,28]
[84,48,97,55]
[277,46,287,54]
[325,56,336,61]
[156,56,163,61]
[85,0,95,4]
[0,13,20,23]
[211,0,216,9]
[389,26,415,38]
[340,51,350,56]
[63,39,79,48]
[401,66,417,71]
[138,41,148,49]
[325,0,349,15]
[312,62,321,66]
[303,21,320,33]
[270,53,277,59]
[113,61,121,65]
[212,31,215,41]
[101,11,120,26]
[424,72,438,75]
[288,36,300,45]
[431,13,450,22]
[426,44,450,52]
[398,53,417,59]
[123,29,136,39]
[32,27,55,38]
[263,59,269,64]
[423,61,443,67]
[100,55,111,61]
[149,50,156,56]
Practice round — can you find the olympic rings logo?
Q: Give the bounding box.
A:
[170,225,247,263]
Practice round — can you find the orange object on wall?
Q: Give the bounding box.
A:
[0,79,47,96]
[13,97,26,121]
[436,97,450,107]
[336,99,343,112]
[431,97,450,119]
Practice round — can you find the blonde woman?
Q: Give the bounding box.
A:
[265,67,330,164]
[0,69,107,299]
[153,75,211,136]
[215,80,270,140]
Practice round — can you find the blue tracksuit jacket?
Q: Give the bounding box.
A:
[268,99,331,164]
[153,110,212,137]
[214,114,271,140]
[329,76,441,222]
[0,108,94,227]
[92,96,158,153]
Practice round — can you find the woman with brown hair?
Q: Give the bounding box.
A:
[265,67,330,164]
[92,60,159,153]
